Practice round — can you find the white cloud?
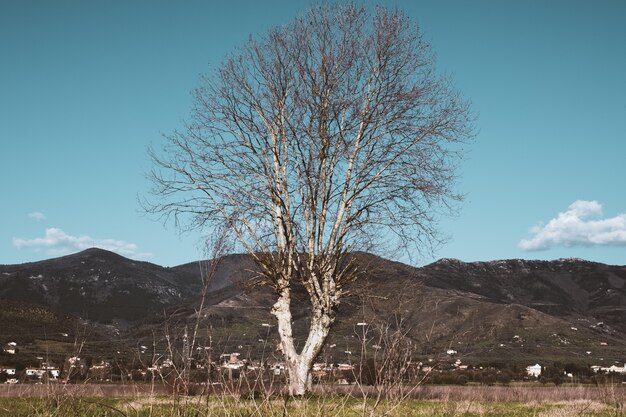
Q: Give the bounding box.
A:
[519,200,626,251]
[13,227,152,259]
[28,212,46,221]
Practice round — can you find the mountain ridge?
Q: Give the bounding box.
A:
[1,248,624,365]
[2,248,625,321]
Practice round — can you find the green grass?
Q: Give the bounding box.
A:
[0,395,622,417]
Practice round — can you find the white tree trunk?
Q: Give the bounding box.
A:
[272,290,333,395]
[286,358,312,396]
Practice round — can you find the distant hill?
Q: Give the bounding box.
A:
[1,249,624,365]
[419,258,626,334]
[0,248,202,321]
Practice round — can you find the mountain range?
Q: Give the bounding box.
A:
[1,248,624,366]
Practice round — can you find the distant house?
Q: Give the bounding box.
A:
[0,367,16,375]
[67,356,81,366]
[337,363,353,371]
[591,364,626,374]
[25,368,45,378]
[34,362,60,379]
[2,343,17,355]
[218,353,247,371]
[271,362,285,375]
[312,363,325,371]
[526,364,542,377]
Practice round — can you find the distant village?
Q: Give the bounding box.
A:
[2,340,624,386]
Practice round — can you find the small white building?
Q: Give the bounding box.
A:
[67,356,81,366]
[0,367,16,375]
[312,362,326,371]
[337,363,353,371]
[591,364,626,374]
[526,363,542,377]
[272,362,285,375]
[25,368,45,378]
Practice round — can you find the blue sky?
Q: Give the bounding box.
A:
[1,1,625,267]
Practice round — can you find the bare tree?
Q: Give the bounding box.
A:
[147,4,472,395]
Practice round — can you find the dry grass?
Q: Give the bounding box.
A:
[0,384,623,417]
[324,383,626,403]
[0,383,169,398]
[537,400,606,416]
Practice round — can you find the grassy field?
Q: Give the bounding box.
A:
[0,385,623,417]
